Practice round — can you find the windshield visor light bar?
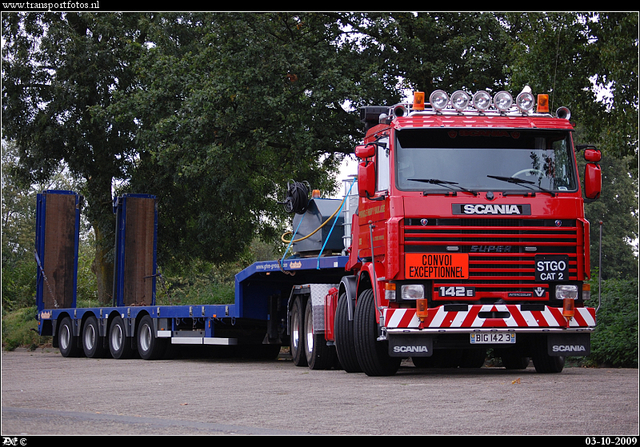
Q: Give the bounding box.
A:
[394,89,563,117]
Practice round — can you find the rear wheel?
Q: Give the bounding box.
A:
[334,292,361,373]
[109,315,136,359]
[82,315,107,358]
[290,296,307,367]
[354,289,401,376]
[137,315,168,360]
[304,298,337,369]
[58,316,81,357]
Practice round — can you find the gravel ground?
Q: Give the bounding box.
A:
[2,348,638,436]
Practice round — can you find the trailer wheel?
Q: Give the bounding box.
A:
[290,296,308,367]
[531,335,564,373]
[304,297,337,370]
[82,315,107,358]
[334,292,361,373]
[109,315,135,359]
[58,316,81,357]
[354,289,401,376]
[137,315,168,360]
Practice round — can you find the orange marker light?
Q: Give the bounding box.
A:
[413,91,425,110]
[416,298,429,321]
[537,94,549,113]
[562,298,575,320]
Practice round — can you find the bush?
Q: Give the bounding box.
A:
[586,277,638,368]
[1,306,50,351]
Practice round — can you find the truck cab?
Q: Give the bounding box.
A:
[339,89,601,375]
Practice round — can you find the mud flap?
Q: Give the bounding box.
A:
[388,334,433,357]
[547,333,591,356]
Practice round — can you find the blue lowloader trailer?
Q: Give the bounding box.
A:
[35,189,352,366]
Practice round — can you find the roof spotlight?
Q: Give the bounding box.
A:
[451,90,470,112]
[516,91,535,113]
[493,91,513,112]
[429,90,449,111]
[472,91,492,112]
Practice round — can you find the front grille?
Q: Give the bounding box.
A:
[404,218,581,300]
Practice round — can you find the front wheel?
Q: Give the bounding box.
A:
[334,292,361,373]
[354,289,401,376]
[531,335,565,373]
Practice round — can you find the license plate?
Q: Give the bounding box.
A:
[470,332,516,344]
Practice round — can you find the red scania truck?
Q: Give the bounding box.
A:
[36,88,601,376]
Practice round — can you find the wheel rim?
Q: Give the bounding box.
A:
[111,324,123,351]
[83,324,96,350]
[292,311,301,351]
[140,323,152,353]
[305,305,314,358]
[60,324,71,350]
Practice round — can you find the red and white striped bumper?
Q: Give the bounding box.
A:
[384,304,596,332]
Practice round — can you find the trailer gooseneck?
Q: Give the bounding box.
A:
[36,88,602,376]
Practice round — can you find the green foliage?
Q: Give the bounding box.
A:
[586,277,638,368]
[1,306,50,351]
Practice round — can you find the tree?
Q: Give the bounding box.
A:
[117,12,397,266]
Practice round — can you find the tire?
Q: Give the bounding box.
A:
[334,292,361,373]
[137,315,168,360]
[531,335,565,373]
[498,349,530,370]
[109,315,136,359]
[58,316,81,357]
[82,315,107,358]
[304,297,337,370]
[354,289,401,376]
[459,349,487,368]
[290,296,307,367]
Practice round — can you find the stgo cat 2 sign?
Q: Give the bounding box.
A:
[535,255,569,281]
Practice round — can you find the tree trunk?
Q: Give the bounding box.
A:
[85,175,115,306]
[91,223,114,306]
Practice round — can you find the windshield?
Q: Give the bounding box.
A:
[395,129,577,193]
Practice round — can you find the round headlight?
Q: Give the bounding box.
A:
[493,91,513,112]
[472,91,492,111]
[451,90,470,112]
[430,90,449,111]
[516,91,535,113]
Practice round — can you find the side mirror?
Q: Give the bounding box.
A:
[584,163,602,200]
[584,148,602,162]
[355,144,376,159]
[358,161,376,198]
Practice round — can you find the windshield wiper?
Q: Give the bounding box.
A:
[408,178,478,196]
[487,175,556,197]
